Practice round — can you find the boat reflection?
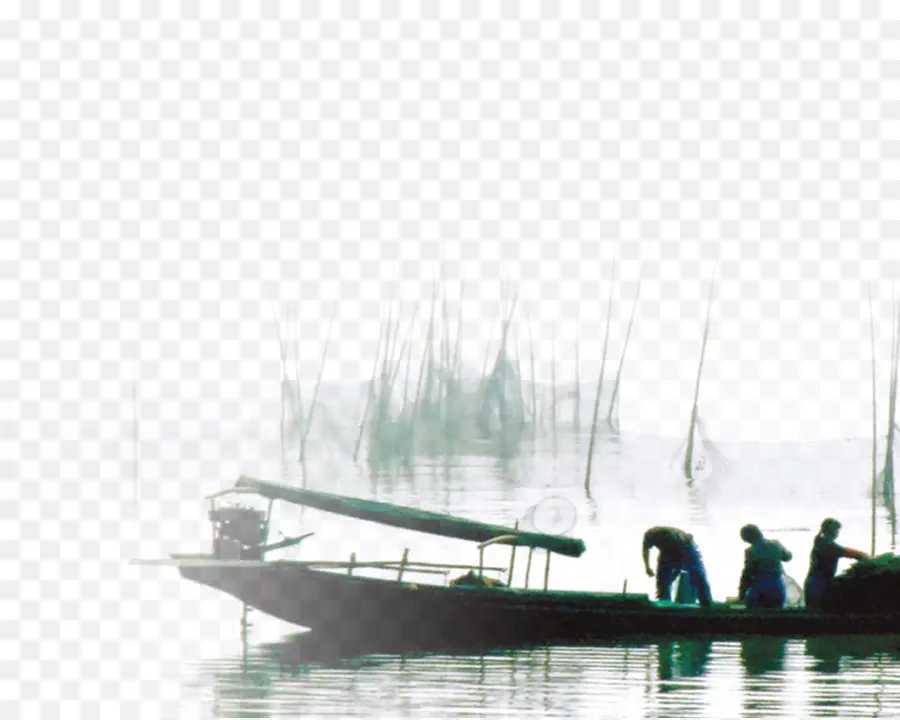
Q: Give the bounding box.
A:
[739,637,789,718]
[207,655,277,720]
[740,636,788,676]
[804,634,900,674]
[657,638,713,681]
[257,631,409,672]
[195,632,900,719]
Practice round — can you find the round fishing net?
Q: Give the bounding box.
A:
[529,496,578,535]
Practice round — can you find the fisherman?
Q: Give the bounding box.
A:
[642,526,713,607]
[737,524,793,609]
[803,517,869,611]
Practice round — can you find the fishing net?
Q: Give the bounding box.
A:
[784,575,803,607]
[822,553,900,613]
[529,497,578,536]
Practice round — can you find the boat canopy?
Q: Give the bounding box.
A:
[234,476,587,558]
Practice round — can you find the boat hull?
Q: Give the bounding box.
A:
[175,556,900,652]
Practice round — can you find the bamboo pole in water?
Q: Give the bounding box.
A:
[870,289,878,557]
[884,299,898,506]
[584,262,616,493]
[606,269,644,429]
[290,305,303,438]
[411,284,438,424]
[483,287,520,444]
[513,328,526,429]
[276,315,294,456]
[401,337,414,409]
[389,310,419,390]
[550,334,557,444]
[299,302,338,463]
[526,314,537,433]
[886,299,900,548]
[421,283,439,417]
[438,280,451,424]
[448,278,466,445]
[573,339,581,432]
[352,311,388,462]
[683,267,717,481]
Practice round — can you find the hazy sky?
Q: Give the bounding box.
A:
[7,2,899,457]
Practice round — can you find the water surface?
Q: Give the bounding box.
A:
[28,431,900,718]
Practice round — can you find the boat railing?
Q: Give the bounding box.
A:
[303,555,508,583]
[476,521,555,591]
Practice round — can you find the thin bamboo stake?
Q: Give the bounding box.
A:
[479,312,499,385]
[513,330,526,429]
[526,314,537,431]
[414,284,439,409]
[574,339,581,431]
[440,277,451,423]
[870,289,878,557]
[352,313,388,462]
[299,302,338,462]
[493,289,520,440]
[276,315,294,455]
[887,299,900,548]
[684,266,717,481]
[421,282,439,417]
[389,309,420,389]
[451,278,466,379]
[584,262,616,492]
[550,335,557,443]
[289,304,303,435]
[607,268,644,429]
[884,297,898,506]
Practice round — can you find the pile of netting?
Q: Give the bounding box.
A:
[822,553,900,613]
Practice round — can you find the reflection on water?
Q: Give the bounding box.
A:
[657,639,714,684]
[191,633,900,720]
[741,637,788,677]
[740,637,789,718]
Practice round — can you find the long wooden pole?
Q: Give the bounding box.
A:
[606,267,644,428]
[684,266,717,481]
[584,261,616,493]
[870,288,878,557]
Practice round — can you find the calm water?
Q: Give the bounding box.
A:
[23,430,900,718]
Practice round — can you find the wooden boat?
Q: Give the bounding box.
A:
[138,476,900,653]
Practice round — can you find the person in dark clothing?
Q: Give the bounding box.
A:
[803,518,869,611]
[642,526,713,607]
[738,524,793,609]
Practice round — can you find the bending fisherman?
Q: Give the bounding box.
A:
[641,526,713,607]
[738,524,793,609]
[803,517,869,611]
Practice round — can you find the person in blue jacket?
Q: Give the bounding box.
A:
[738,524,793,609]
[803,517,869,611]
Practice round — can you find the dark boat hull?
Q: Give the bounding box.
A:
[175,556,900,652]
